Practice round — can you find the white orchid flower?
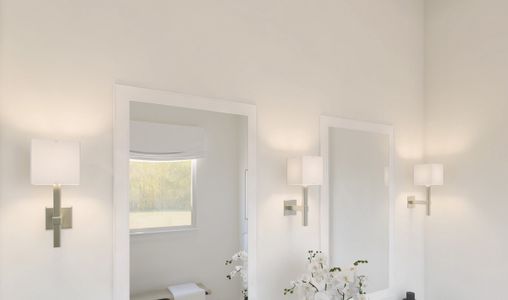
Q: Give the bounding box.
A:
[308,261,323,274]
[285,252,368,299]
[336,270,355,283]
[299,273,312,283]
[314,253,328,266]
[231,250,248,261]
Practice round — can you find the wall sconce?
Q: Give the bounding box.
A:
[407,163,444,216]
[284,156,323,226]
[31,139,80,248]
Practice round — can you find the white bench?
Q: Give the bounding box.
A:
[131,283,211,300]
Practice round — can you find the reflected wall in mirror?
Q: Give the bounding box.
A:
[320,116,394,299]
[130,102,248,300]
[113,85,257,300]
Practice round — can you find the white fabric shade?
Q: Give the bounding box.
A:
[414,163,444,186]
[31,139,80,186]
[287,156,323,186]
[130,121,206,161]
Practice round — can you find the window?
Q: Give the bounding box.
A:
[129,159,195,232]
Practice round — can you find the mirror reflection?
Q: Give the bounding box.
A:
[328,127,390,293]
[129,101,249,300]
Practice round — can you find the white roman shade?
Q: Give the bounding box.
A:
[130,121,206,161]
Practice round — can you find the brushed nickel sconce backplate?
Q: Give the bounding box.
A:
[45,207,73,230]
[284,200,298,216]
[407,186,432,216]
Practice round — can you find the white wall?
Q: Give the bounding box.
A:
[129,103,244,299]
[0,0,426,299]
[424,1,508,299]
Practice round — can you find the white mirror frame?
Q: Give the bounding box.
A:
[320,115,395,300]
[113,84,257,300]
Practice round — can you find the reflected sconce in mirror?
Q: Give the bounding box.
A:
[31,139,80,247]
[284,156,323,226]
[407,163,443,216]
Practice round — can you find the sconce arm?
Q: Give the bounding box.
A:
[283,186,310,226]
[407,186,432,216]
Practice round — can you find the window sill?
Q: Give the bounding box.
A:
[130,225,197,236]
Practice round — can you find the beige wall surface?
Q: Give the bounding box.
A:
[425,0,508,299]
[0,0,425,299]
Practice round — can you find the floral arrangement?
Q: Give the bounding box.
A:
[284,251,368,300]
[225,250,248,300]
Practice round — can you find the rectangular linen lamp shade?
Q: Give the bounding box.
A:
[31,139,80,248]
[31,139,80,186]
[414,163,443,187]
[287,156,323,187]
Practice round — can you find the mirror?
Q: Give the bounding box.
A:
[320,116,393,298]
[113,85,257,300]
[129,102,249,299]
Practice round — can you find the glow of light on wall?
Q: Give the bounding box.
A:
[263,129,314,152]
[394,134,424,160]
[434,196,472,217]
[0,92,111,137]
[425,126,478,157]
[396,144,424,160]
